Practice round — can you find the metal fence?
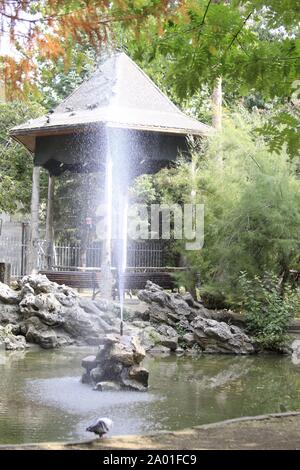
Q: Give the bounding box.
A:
[0,235,28,277]
[53,240,164,269]
[0,238,167,276]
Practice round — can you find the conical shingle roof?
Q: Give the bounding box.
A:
[11,52,211,152]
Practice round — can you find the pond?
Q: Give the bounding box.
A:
[0,347,300,444]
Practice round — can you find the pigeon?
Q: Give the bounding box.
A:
[86,417,113,438]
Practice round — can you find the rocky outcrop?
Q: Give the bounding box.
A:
[81,334,149,391]
[0,275,120,350]
[137,281,256,355]
[0,276,255,355]
[192,317,254,354]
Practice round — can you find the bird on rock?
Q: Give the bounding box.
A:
[86,417,113,438]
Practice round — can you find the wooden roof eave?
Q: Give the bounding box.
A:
[10,121,211,153]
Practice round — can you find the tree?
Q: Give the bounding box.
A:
[141,108,300,306]
[1,1,299,154]
[0,100,45,213]
[0,0,176,98]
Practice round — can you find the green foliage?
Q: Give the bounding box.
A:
[144,108,300,306]
[0,101,45,213]
[257,107,300,158]
[239,272,299,350]
[125,0,300,102]
[130,174,158,204]
[53,171,104,244]
[37,44,97,109]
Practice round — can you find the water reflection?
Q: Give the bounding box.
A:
[0,348,300,444]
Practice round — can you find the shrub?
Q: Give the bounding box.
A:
[239,271,299,350]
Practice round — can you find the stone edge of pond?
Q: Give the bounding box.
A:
[1,411,300,450]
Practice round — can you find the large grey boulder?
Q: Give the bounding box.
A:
[138,281,198,327]
[20,293,64,326]
[25,316,58,349]
[137,281,256,355]
[191,317,255,354]
[0,275,126,350]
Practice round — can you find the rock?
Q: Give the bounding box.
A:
[181,292,196,307]
[25,316,58,349]
[93,299,111,312]
[101,334,145,366]
[20,293,65,326]
[94,381,121,391]
[138,325,162,351]
[0,304,20,325]
[148,305,170,324]
[90,366,104,383]
[132,320,150,328]
[175,347,185,355]
[0,324,27,350]
[4,335,27,350]
[128,366,149,387]
[155,323,178,338]
[81,355,98,372]
[78,297,102,315]
[131,335,146,363]
[81,372,93,384]
[21,274,59,294]
[109,339,136,365]
[55,333,75,347]
[183,333,196,347]
[291,340,300,365]
[0,274,111,349]
[97,317,116,332]
[159,335,178,351]
[148,345,171,355]
[120,367,148,391]
[136,281,256,355]
[154,324,178,351]
[0,283,20,304]
[138,282,170,307]
[83,334,148,392]
[21,282,35,297]
[191,317,255,354]
[133,308,150,322]
[138,282,193,328]
[85,336,105,346]
[61,305,101,338]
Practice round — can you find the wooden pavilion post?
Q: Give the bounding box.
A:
[28,165,40,274]
[45,174,55,269]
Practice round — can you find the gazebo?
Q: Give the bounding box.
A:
[10,51,211,279]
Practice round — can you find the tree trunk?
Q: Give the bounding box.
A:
[212,76,223,164]
[212,76,222,130]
